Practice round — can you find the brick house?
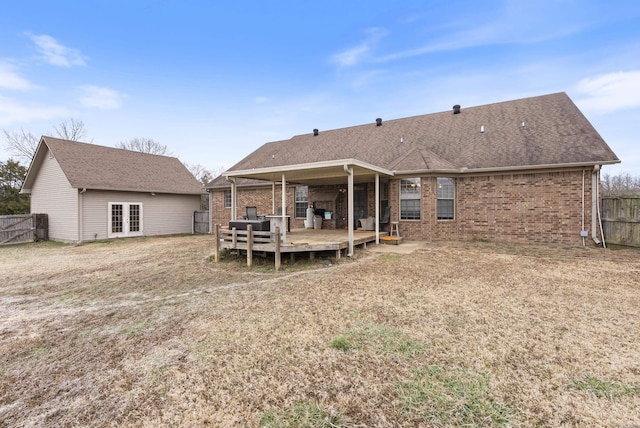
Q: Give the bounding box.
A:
[207,93,619,248]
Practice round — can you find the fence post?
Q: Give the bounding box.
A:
[246,225,253,267]
[213,223,220,262]
[232,227,237,249]
[275,226,281,271]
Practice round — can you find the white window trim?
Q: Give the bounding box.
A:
[400,178,421,220]
[436,177,455,221]
[108,202,144,238]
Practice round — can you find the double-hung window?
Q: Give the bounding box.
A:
[400,178,421,220]
[437,177,455,220]
[223,190,232,208]
[295,186,308,218]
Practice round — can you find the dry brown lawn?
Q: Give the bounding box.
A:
[1,235,639,427]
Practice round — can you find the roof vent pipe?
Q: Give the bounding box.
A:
[376,118,382,126]
[313,129,319,136]
[453,104,461,114]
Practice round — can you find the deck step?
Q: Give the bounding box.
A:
[380,236,403,245]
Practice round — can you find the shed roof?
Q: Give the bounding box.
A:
[214,92,618,187]
[22,137,205,195]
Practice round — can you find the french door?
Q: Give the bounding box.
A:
[108,202,143,238]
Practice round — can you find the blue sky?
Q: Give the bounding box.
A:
[1,0,639,175]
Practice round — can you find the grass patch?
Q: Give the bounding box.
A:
[398,366,513,426]
[331,322,428,357]
[30,345,48,358]
[329,335,354,352]
[260,402,352,427]
[570,375,640,399]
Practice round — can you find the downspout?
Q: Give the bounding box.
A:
[229,177,237,221]
[78,188,86,243]
[591,165,606,248]
[375,173,380,244]
[208,189,213,234]
[596,166,606,248]
[272,182,276,215]
[281,173,286,240]
[581,170,585,247]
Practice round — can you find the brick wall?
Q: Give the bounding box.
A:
[393,169,593,244]
[211,168,595,245]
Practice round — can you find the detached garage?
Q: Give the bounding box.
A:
[21,136,205,243]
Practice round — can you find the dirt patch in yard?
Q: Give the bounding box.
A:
[1,235,639,427]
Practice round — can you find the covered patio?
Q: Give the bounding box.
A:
[222,159,395,257]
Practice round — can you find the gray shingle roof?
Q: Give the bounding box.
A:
[227,92,619,174]
[23,137,204,195]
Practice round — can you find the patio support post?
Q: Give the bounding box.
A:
[272,182,276,214]
[281,173,286,233]
[345,165,354,257]
[230,177,237,220]
[375,173,380,244]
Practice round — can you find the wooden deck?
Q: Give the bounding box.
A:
[277,228,386,254]
[217,227,386,258]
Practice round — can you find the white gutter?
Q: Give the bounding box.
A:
[224,158,394,178]
[396,160,620,176]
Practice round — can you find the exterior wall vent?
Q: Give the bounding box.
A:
[376,118,382,126]
[453,105,461,114]
[313,129,319,136]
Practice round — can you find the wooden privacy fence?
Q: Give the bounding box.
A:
[0,214,48,245]
[193,211,209,234]
[601,196,640,247]
[212,224,283,271]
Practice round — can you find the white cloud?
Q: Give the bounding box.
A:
[575,71,640,113]
[0,95,70,126]
[78,85,125,109]
[28,33,87,67]
[0,61,34,91]
[331,28,389,68]
[253,96,270,104]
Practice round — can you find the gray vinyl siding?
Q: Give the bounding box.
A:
[30,148,79,242]
[81,191,201,242]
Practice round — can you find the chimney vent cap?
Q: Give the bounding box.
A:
[376,118,382,126]
[313,128,319,136]
[453,105,461,114]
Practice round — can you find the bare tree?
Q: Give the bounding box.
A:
[601,172,640,196]
[184,163,212,185]
[3,118,90,163]
[117,138,171,155]
[53,118,87,142]
[2,129,39,163]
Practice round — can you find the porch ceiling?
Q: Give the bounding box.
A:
[223,159,394,185]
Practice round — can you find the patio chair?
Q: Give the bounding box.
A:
[245,206,258,220]
[379,205,391,227]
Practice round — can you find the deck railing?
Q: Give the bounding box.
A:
[212,224,283,270]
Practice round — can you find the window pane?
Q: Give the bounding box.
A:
[224,190,231,208]
[401,178,421,196]
[401,199,421,220]
[437,200,454,220]
[437,177,454,199]
[129,204,140,232]
[111,204,123,233]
